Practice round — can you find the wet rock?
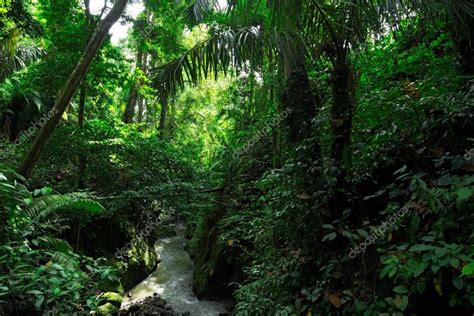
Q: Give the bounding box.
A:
[120,295,177,315]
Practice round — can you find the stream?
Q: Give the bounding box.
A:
[121,222,232,315]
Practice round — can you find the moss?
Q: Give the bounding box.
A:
[120,238,158,291]
[98,276,124,295]
[101,292,123,307]
[97,302,118,315]
[190,207,239,299]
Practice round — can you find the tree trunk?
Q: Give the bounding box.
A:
[78,81,87,188]
[18,0,128,178]
[123,49,144,123]
[330,49,356,172]
[456,15,474,75]
[137,52,148,123]
[328,48,357,219]
[78,81,86,127]
[158,94,167,138]
[281,57,319,147]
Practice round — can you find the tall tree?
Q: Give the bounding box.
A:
[18,0,128,177]
[137,52,149,123]
[123,49,143,123]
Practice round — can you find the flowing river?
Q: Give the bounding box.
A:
[121,222,232,315]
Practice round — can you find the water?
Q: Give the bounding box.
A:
[121,222,232,315]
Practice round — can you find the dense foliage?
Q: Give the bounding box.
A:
[0,0,473,315]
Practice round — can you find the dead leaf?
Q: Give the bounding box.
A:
[227,240,234,247]
[435,280,442,296]
[388,232,392,241]
[328,294,341,308]
[297,193,311,200]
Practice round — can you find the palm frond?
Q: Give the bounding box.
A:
[187,0,220,24]
[152,26,301,96]
[406,0,474,37]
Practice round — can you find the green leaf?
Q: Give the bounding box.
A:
[41,187,53,195]
[357,229,370,239]
[413,264,426,277]
[431,264,440,273]
[34,296,44,310]
[27,290,44,296]
[452,276,463,289]
[322,224,335,230]
[461,262,474,276]
[322,232,337,242]
[389,266,398,278]
[409,244,435,252]
[456,187,472,200]
[393,285,408,294]
[449,258,460,269]
[437,175,454,186]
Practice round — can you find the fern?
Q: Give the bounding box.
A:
[37,236,73,253]
[39,237,79,270]
[26,193,105,224]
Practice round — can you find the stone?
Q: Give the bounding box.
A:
[97,302,118,315]
[101,292,123,307]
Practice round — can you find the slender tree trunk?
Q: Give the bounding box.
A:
[18,0,128,178]
[137,52,148,123]
[456,15,474,75]
[123,49,143,123]
[78,82,86,127]
[158,94,167,138]
[168,100,176,138]
[78,81,87,188]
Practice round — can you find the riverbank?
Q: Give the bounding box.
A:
[120,222,233,315]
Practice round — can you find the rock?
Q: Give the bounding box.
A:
[157,298,167,306]
[101,292,123,307]
[120,295,177,315]
[97,302,118,315]
[128,304,141,313]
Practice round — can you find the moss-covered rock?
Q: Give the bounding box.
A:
[97,302,118,315]
[120,237,158,290]
[101,292,123,307]
[190,207,241,299]
[99,275,124,295]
